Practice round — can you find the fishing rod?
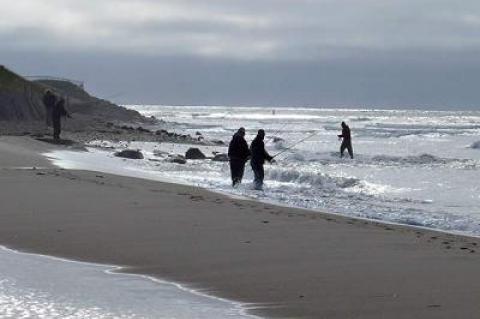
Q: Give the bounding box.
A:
[272,130,320,158]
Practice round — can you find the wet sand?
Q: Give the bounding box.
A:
[0,136,479,319]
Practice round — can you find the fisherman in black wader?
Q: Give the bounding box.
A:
[42,90,56,127]
[52,97,71,141]
[338,121,354,159]
[250,129,275,190]
[228,127,251,187]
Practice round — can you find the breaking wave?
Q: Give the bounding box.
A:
[371,153,449,165]
[280,150,479,169]
[266,166,360,189]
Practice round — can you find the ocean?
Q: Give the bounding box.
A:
[48,105,480,236]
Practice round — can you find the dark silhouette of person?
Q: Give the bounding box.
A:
[250,129,274,190]
[52,97,70,141]
[338,121,353,159]
[228,127,251,187]
[42,90,56,127]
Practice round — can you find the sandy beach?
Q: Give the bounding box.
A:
[0,136,479,319]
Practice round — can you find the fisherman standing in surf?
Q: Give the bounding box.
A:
[250,129,275,190]
[228,127,251,187]
[338,121,354,159]
[42,89,56,127]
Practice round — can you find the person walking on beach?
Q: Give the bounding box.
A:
[338,121,353,159]
[42,89,56,127]
[228,127,251,187]
[250,129,275,190]
[52,97,71,141]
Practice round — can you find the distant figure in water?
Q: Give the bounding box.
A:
[338,121,354,159]
[52,97,71,141]
[250,129,275,190]
[228,127,251,187]
[42,90,56,127]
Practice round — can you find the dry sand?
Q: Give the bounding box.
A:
[0,136,479,319]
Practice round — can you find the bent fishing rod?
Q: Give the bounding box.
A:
[272,130,321,158]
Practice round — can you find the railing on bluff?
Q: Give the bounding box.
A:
[24,75,84,89]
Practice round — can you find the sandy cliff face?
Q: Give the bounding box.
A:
[0,65,46,121]
[0,65,143,125]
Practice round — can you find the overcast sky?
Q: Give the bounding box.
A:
[1,0,480,109]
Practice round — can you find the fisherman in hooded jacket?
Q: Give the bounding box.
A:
[42,90,56,127]
[228,127,251,187]
[250,129,274,190]
[52,97,71,141]
[338,121,354,159]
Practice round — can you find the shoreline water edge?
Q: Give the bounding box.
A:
[0,245,263,319]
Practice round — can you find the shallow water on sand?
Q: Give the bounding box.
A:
[48,106,480,236]
[0,246,261,319]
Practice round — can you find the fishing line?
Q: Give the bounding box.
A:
[266,122,290,144]
[272,130,321,158]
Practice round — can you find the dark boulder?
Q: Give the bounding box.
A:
[185,148,206,159]
[114,149,144,159]
[212,153,229,162]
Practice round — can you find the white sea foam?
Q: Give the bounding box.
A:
[0,246,262,319]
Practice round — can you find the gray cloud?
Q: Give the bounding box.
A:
[2,0,480,60]
[1,0,480,109]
